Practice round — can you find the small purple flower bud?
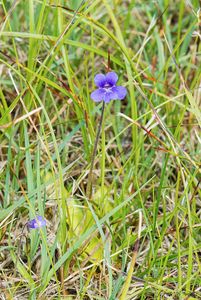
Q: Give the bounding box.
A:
[91,71,127,103]
[27,216,46,230]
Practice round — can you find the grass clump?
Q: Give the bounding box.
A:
[0,0,201,299]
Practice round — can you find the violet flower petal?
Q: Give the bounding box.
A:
[94,74,106,88]
[111,86,127,100]
[27,216,46,229]
[91,88,106,102]
[105,72,118,86]
[103,90,118,103]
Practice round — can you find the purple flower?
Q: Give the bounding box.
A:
[91,71,127,103]
[27,216,46,230]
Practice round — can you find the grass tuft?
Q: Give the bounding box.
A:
[0,0,201,299]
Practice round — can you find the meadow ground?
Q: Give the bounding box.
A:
[0,0,201,299]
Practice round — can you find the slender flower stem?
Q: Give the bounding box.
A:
[86,101,105,199]
[101,105,105,203]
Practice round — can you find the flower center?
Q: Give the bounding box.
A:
[104,83,111,88]
[104,86,112,93]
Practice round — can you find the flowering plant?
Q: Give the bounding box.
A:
[91,71,127,103]
[27,216,46,229]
